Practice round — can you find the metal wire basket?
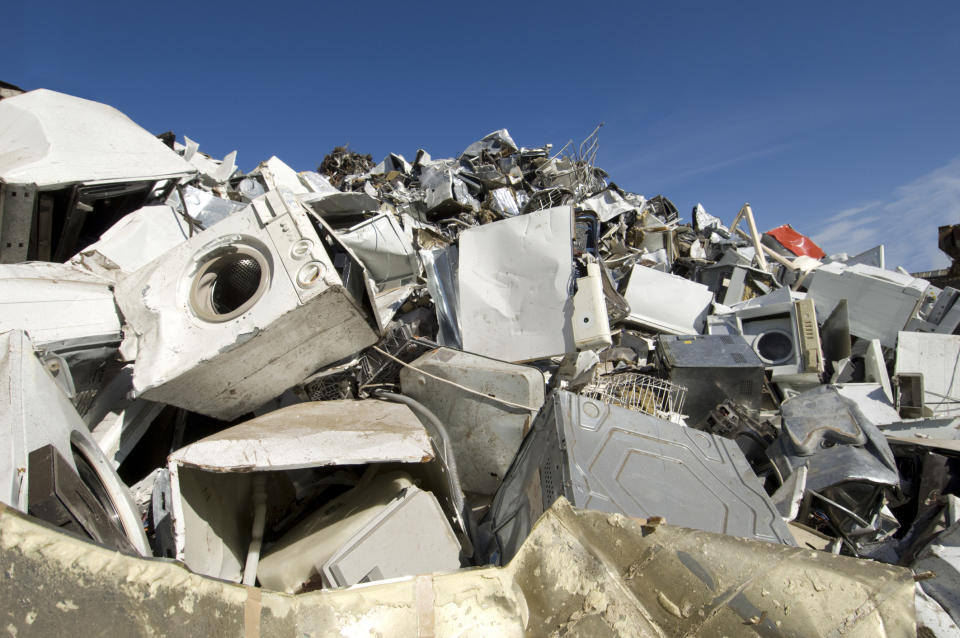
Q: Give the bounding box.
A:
[356,326,436,395]
[581,372,686,423]
[303,370,355,401]
[302,325,437,401]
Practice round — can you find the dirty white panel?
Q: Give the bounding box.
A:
[169,464,252,582]
[258,473,416,591]
[0,262,120,345]
[258,473,460,592]
[71,205,190,277]
[834,384,901,425]
[914,520,960,626]
[459,205,575,362]
[863,338,894,402]
[623,265,714,334]
[0,496,919,637]
[571,262,612,351]
[321,483,461,588]
[915,585,960,638]
[807,262,928,348]
[169,401,433,471]
[0,89,195,188]
[896,332,960,418]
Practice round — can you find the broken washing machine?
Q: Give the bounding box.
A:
[0,329,150,555]
[114,191,380,421]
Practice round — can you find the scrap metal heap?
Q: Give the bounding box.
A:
[1,88,957,636]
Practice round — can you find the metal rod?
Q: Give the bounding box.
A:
[809,490,871,528]
[742,203,770,273]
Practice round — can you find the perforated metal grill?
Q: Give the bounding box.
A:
[211,256,262,315]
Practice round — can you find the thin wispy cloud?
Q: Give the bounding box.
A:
[829,201,883,222]
[813,157,960,272]
[664,143,794,184]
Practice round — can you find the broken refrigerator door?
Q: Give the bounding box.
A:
[458,205,576,362]
[0,329,149,556]
[398,347,545,495]
[0,89,196,263]
[164,400,465,586]
[115,191,380,420]
[481,390,794,564]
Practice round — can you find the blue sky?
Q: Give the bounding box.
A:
[5,1,959,271]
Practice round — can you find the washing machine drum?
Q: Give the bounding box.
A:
[190,246,271,322]
[753,330,794,365]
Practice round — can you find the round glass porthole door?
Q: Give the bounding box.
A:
[190,245,270,322]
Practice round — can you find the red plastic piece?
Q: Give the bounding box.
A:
[765,224,825,259]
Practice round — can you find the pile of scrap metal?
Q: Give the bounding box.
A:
[0,88,955,637]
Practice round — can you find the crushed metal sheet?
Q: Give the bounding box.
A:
[168,400,434,471]
[0,496,917,637]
